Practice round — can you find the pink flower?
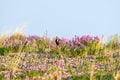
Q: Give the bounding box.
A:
[80,44,85,48]
[12,42,17,47]
[109,52,113,56]
[52,60,64,68]
[62,73,71,79]
[81,35,87,41]
[62,38,69,43]
[94,36,100,41]
[72,38,75,42]
[26,66,29,70]
[43,73,48,77]
[2,39,10,46]
[94,64,99,68]
[75,39,79,44]
[38,65,47,71]
[25,76,29,80]
[70,45,74,49]
[86,35,92,42]
[22,67,26,71]
[34,66,39,71]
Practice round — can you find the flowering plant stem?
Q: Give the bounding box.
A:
[11,42,27,76]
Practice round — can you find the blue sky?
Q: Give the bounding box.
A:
[0,0,120,39]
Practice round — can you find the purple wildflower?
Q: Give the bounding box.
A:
[22,67,26,71]
[26,66,30,70]
[62,38,69,43]
[12,42,17,47]
[2,39,10,46]
[70,45,74,49]
[80,35,93,42]
[62,73,71,79]
[52,60,64,68]
[81,35,87,41]
[94,36,100,41]
[43,73,48,77]
[75,46,79,49]
[80,44,85,48]
[33,66,39,71]
[94,64,99,68]
[25,76,29,80]
[109,52,113,56]
[38,65,47,71]
[72,38,75,43]
[75,39,79,44]
[29,35,40,40]
[86,35,93,42]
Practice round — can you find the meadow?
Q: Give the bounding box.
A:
[0,33,120,80]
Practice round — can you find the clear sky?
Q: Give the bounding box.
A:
[0,0,120,39]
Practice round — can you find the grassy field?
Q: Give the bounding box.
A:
[0,33,120,80]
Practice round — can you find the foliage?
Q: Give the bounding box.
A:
[0,34,120,79]
[107,34,120,51]
[0,34,120,56]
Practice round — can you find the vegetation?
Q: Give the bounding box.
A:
[0,33,120,80]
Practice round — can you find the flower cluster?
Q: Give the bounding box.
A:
[0,34,105,56]
[22,65,47,71]
[52,60,64,68]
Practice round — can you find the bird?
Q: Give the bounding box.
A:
[55,36,61,46]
